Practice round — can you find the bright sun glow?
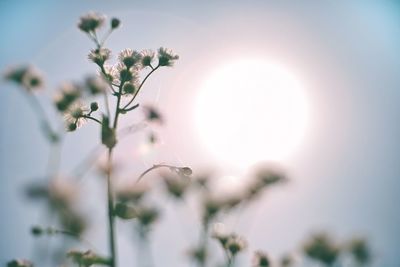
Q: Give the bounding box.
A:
[195,59,310,169]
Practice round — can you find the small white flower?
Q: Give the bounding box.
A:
[64,101,89,131]
[157,47,179,66]
[118,48,141,68]
[88,48,111,66]
[78,12,105,33]
[140,49,155,67]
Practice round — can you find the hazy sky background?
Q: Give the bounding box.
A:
[1,1,400,266]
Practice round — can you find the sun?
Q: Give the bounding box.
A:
[194,59,310,170]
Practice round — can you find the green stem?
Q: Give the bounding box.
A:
[107,148,116,267]
[122,65,160,110]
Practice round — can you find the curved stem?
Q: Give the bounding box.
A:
[136,164,181,184]
[122,65,159,110]
[82,115,101,124]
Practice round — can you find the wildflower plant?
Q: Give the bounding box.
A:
[3,11,373,267]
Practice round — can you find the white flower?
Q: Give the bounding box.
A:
[157,47,179,66]
[140,49,155,67]
[88,48,111,66]
[78,12,105,33]
[118,48,141,68]
[64,101,89,131]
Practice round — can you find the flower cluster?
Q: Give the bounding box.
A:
[3,65,43,91]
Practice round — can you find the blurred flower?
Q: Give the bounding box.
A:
[7,259,33,267]
[140,49,155,67]
[113,202,137,220]
[85,75,107,95]
[347,238,371,265]
[103,64,119,84]
[211,222,229,247]
[118,49,142,68]
[143,105,163,124]
[157,47,179,66]
[88,48,111,67]
[135,205,160,227]
[161,172,190,199]
[225,234,247,256]
[187,246,207,265]
[116,183,148,203]
[303,233,339,266]
[4,65,44,90]
[203,196,222,223]
[253,251,270,267]
[77,12,105,33]
[54,82,82,112]
[67,250,110,267]
[280,254,293,267]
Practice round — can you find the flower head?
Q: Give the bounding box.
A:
[157,47,179,66]
[53,82,82,112]
[253,251,270,267]
[64,101,89,131]
[140,49,155,67]
[118,49,142,68]
[303,233,339,265]
[225,234,247,255]
[88,48,111,67]
[85,76,107,95]
[78,12,105,33]
[4,65,44,90]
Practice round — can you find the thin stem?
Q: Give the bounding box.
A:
[135,164,181,184]
[122,65,160,110]
[106,148,116,267]
[21,88,57,142]
[82,115,101,124]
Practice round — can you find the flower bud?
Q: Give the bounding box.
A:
[90,102,99,111]
[111,18,120,29]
